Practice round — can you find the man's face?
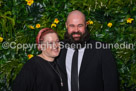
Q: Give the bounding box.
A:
[66,15,86,41]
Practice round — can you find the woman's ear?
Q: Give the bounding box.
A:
[37,44,41,51]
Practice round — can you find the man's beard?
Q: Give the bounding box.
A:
[64,29,90,49]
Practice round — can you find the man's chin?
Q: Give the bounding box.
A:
[73,37,80,41]
[74,39,80,42]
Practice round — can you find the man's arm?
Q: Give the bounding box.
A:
[101,48,119,91]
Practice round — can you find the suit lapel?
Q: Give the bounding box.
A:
[79,43,95,76]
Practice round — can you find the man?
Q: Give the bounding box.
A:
[57,10,119,91]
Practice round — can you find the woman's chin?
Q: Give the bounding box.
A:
[51,52,60,57]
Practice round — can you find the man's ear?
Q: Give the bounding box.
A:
[85,22,87,27]
[65,22,68,28]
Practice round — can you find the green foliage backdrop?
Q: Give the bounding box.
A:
[0,0,136,91]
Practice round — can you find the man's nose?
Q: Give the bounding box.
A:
[74,26,79,32]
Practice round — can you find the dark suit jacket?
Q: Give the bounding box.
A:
[57,40,119,91]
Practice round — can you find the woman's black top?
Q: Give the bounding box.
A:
[12,56,62,91]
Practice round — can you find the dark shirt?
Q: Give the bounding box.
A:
[12,56,62,91]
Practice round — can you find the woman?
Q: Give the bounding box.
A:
[12,28,63,91]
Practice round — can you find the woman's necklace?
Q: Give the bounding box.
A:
[48,61,63,87]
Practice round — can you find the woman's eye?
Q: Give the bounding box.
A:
[56,41,60,43]
[49,42,53,44]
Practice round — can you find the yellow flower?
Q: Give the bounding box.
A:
[127,18,134,23]
[28,54,34,59]
[36,24,41,28]
[51,23,56,28]
[89,21,93,24]
[86,20,93,25]
[54,18,59,24]
[107,22,112,28]
[26,0,34,6]
[25,0,34,2]
[0,37,3,42]
[29,25,35,29]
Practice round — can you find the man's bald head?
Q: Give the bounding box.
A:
[66,10,86,23]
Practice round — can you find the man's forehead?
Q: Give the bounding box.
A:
[67,10,86,22]
[68,10,85,17]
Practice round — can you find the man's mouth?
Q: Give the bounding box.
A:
[72,34,81,37]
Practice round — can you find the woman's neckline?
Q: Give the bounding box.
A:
[36,55,54,63]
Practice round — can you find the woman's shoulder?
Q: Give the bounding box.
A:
[23,56,42,69]
[26,56,38,64]
[25,56,48,67]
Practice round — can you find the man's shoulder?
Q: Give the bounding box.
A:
[87,39,111,50]
[88,39,106,44]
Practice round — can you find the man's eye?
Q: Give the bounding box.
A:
[69,25,74,27]
[78,24,83,27]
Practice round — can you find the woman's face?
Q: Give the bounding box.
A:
[41,33,60,58]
